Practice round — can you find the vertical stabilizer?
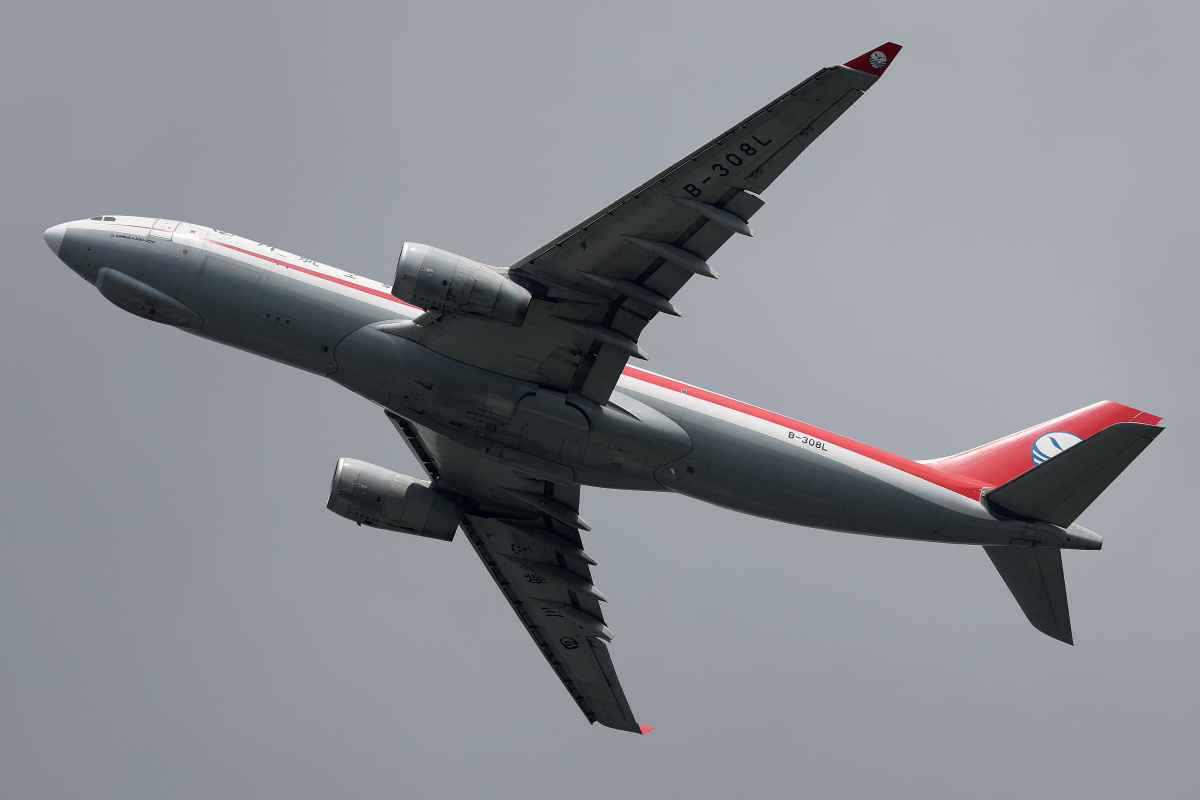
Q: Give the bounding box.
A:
[927,401,1161,487]
[984,546,1072,644]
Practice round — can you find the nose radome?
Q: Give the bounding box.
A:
[44,222,68,256]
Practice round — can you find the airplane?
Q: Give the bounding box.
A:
[42,43,1162,734]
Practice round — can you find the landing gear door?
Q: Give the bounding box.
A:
[149,219,181,239]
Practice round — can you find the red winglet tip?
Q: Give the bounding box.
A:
[843,42,903,75]
[638,725,655,735]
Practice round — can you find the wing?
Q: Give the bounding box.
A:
[400,43,901,404]
[376,44,902,730]
[386,411,651,733]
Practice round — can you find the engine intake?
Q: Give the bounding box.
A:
[392,243,530,325]
[326,458,462,541]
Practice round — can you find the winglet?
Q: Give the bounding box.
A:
[843,42,903,75]
[638,725,655,735]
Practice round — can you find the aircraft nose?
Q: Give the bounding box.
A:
[44,222,68,256]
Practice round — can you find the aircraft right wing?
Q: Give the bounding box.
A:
[385,411,650,733]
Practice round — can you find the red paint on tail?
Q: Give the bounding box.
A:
[926,401,1162,487]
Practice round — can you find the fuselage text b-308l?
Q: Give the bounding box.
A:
[43,43,1162,734]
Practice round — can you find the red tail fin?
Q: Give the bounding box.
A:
[926,402,1162,487]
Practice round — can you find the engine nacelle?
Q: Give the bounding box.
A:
[326,458,462,541]
[393,243,531,325]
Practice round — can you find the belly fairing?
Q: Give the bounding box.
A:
[330,325,690,489]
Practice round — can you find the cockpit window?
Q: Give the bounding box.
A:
[103,216,116,222]
[91,216,103,220]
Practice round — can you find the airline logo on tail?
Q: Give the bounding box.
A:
[1031,431,1082,465]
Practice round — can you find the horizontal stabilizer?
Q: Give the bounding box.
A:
[984,546,1072,644]
[985,422,1163,527]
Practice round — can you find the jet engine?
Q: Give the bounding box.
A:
[392,243,531,325]
[326,458,462,541]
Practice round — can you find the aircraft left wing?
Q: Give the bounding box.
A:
[401,43,901,405]
[386,411,650,733]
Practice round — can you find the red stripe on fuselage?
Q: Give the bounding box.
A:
[107,222,416,308]
[204,238,419,308]
[106,221,983,498]
[620,366,985,499]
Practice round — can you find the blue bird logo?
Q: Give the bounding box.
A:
[1031,431,1083,465]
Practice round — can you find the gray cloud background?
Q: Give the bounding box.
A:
[3,1,1197,797]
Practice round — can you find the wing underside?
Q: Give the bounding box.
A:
[387,411,648,732]
[398,44,902,406]
[373,44,902,731]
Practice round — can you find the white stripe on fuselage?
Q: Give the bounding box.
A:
[614,373,993,522]
[81,216,987,520]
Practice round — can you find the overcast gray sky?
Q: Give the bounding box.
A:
[3,1,1197,797]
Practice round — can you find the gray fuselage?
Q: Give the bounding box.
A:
[48,216,1101,551]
